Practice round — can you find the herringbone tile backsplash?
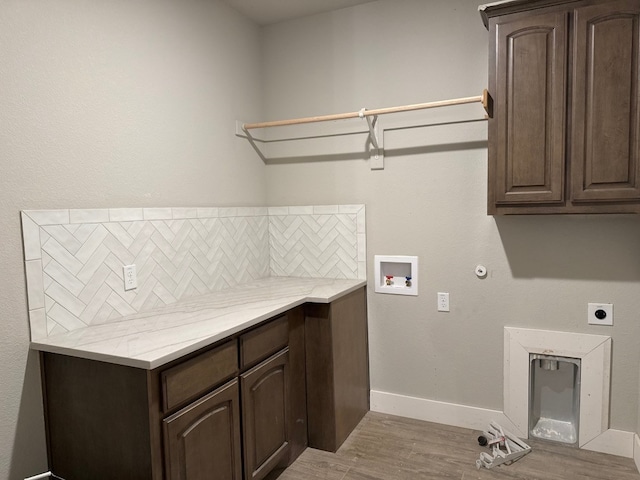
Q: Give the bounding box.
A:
[22,205,365,340]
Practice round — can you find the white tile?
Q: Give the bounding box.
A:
[356,206,366,234]
[80,283,114,324]
[70,209,110,224]
[47,321,68,336]
[106,291,137,317]
[48,303,87,331]
[25,260,45,310]
[289,206,314,215]
[46,281,87,317]
[21,213,42,261]
[358,261,367,279]
[250,207,269,216]
[197,207,219,218]
[43,225,82,254]
[313,205,339,214]
[268,206,289,216]
[44,293,55,312]
[104,223,135,250]
[153,282,177,305]
[77,263,110,305]
[42,238,84,275]
[28,308,47,341]
[109,208,143,222]
[74,225,109,264]
[357,234,367,262]
[339,204,364,214]
[24,209,70,225]
[71,224,98,243]
[237,206,268,217]
[90,302,116,325]
[143,208,173,220]
[39,231,51,247]
[219,207,238,218]
[233,207,252,217]
[172,208,198,219]
[43,259,85,297]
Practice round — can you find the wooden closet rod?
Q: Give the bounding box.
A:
[243,89,491,130]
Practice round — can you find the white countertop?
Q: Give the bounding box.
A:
[30,277,366,370]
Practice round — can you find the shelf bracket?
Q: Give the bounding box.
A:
[482,89,493,118]
[364,112,384,170]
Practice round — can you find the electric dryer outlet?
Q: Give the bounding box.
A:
[587,303,613,326]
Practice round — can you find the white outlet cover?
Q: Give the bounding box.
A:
[587,303,613,326]
[123,264,137,291]
[437,292,450,312]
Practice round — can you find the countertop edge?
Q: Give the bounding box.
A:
[31,279,367,369]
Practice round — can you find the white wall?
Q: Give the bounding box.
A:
[0,1,264,477]
[262,0,640,431]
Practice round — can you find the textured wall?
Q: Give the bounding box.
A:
[0,1,264,477]
[262,0,640,432]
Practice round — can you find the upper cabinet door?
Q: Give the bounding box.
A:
[493,11,568,206]
[571,0,640,202]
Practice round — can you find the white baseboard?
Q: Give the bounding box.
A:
[370,390,519,434]
[370,390,635,459]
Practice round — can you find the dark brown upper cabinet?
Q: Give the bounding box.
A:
[482,0,640,214]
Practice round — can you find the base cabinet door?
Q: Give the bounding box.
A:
[240,348,290,480]
[163,379,242,480]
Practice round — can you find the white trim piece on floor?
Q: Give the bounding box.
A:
[581,428,635,458]
[370,390,519,434]
[370,390,636,459]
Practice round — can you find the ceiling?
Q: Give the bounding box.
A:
[221,0,377,25]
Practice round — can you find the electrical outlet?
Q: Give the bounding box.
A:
[123,264,137,291]
[588,303,613,326]
[437,292,450,312]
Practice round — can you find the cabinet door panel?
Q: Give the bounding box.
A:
[493,11,568,205]
[571,0,640,202]
[241,348,289,480]
[163,379,242,480]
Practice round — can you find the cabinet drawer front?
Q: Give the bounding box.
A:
[240,315,289,369]
[162,340,238,412]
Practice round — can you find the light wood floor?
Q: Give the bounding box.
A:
[278,412,640,480]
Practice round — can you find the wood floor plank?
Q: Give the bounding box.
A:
[277,412,640,480]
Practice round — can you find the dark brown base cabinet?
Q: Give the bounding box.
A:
[483,0,640,214]
[163,380,242,480]
[305,287,369,452]
[40,288,368,480]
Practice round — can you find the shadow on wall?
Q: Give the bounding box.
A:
[250,117,488,165]
[262,141,488,165]
[10,351,48,480]
[495,215,640,282]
